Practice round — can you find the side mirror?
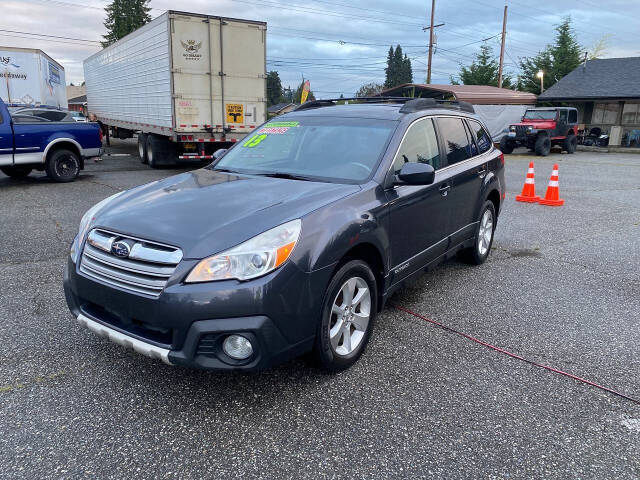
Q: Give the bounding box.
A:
[213,148,228,160]
[396,162,435,185]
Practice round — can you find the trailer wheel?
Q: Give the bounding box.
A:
[138,133,148,164]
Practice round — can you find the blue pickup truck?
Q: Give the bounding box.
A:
[0,99,102,182]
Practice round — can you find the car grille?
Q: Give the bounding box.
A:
[515,125,528,137]
[196,334,218,357]
[79,229,183,298]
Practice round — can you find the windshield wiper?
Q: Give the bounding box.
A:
[257,172,315,181]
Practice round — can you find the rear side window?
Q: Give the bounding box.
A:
[468,120,492,155]
[437,117,473,165]
[392,118,441,174]
[38,111,67,121]
[568,110,577,123]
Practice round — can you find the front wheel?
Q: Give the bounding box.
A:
[459,200,496,265]
[45,149,80,182]
[535,134,551,156]
[312,260,377,372]
[499,137,514,154]
[0,165,32,179]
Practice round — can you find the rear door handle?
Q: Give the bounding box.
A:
[439,183,451,196]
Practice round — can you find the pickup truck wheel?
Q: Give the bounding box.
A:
[534,134,551,156]
[45,149,80,182]
[563,134,577,154]
[138,133,148,164]
[1,165,32,179]
[499,137,514,154]
[459,200,496,265]
[312,260,377,372]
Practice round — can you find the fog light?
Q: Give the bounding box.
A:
[222,335,253,360]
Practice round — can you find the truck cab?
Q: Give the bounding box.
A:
[500,107,578,156]
[0,99,103,182]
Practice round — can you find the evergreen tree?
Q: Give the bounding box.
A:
[518,17,583,93]
[385,45,413,88]
[266,71,283,106]
[455,44,512,88]
[102,0,152,48]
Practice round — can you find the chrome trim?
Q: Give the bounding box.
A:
[43,137,82,159]
[83,147,102,157]
[76,313,172,365]
[15,147,40,151]
[129,243,183,265]
[83,244,175,277]
[87,230,116,253]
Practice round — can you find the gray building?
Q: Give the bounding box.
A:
[539,57,640,147]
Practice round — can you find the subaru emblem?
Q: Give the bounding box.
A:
[111,241,131,258]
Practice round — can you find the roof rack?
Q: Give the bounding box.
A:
[294,96,475,114]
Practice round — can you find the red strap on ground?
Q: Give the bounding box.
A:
[395,305,640,405]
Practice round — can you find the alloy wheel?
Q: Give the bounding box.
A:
[477,208,494,256]
[329,276,371,356]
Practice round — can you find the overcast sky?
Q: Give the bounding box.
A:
[4,0,640,97]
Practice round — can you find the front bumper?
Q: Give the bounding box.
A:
[64,256,332,371]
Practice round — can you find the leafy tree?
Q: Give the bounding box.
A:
[454,44,512,88]
[518,17,583,93]
[356,82,384,97]
[588,35,611,60]
[102,0,152,48]
[384,45,413,88]
[294,80,315,103]
[266,71,283,106]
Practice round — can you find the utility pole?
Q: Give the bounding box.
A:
[498,4,508,88]
[426,0,435,84]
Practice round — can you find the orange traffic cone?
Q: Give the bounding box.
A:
[538,164,564,206]
[515,161,540,203]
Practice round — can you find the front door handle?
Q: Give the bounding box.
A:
[477,166,487,178]
[439,183,451,196]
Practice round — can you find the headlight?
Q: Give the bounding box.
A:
[70,191,126,263]
[526,126,534,133]
[509,126,516,132]
[185,219,302,283]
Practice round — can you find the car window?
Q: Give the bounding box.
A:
[215,116,397,183]
[12,114,50,123]
[391,118,441,174]
[559,110,568,122]
[437,117,473,165]
[37,111,67,121]
[568,110,577,123]
[468,120,492,155]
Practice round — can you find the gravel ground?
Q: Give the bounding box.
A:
[1,141,639,479]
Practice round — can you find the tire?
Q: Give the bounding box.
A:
[0,165,32,179]
[45,149,80,182]
[312,260,377,372]
[499,137,514,154]
[146,134,162,169]
[534,134,551,156]
[563,133,577,154]
[459,200,496,265]
[138,133,148,164]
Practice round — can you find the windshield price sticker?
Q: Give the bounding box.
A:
[265,121,299,128]
[260,126,289,134]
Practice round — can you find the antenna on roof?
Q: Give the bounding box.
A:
[583,51,588,69]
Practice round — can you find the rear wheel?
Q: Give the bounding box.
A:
[138,133,148,164]
[312,260,377,372]
[459,200,496,265]
[45,149,80,182]
[535,134,551,156]
[563,133,577,153]
[0,165,32,179]
[499,137,514,154]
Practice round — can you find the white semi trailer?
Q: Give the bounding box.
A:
[0,47,67,109]
[83,10,267,167]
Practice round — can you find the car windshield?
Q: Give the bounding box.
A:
[213,116,398,183]
[524,110,557,120]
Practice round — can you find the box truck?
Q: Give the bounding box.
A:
[0,47,67,109]
[83,10,267,168]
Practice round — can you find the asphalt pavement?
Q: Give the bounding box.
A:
[1,141,639,479]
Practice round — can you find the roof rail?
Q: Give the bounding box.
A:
[399,98,475,114]
[294,96,475,114]
[294,96,410,111]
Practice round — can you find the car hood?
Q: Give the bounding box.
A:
[514,120,557,129]
[93,168,360,259]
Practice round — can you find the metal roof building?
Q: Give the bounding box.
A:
[380,84,537,105]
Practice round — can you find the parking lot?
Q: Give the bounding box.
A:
[1,143,639,479]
